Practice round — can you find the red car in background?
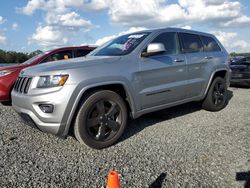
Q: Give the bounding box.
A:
[0,46,96,104]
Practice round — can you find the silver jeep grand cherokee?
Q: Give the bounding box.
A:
[12,28,230,149]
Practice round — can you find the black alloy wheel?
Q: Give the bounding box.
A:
[212,81,226,106]
[74,90,128,149]
[202,77,228,111]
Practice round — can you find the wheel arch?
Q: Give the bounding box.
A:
[58,81,136,137]
[204,69,229,98]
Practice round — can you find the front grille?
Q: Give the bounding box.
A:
[13,76,32,94]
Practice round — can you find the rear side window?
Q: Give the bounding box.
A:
[200,36,221,52]
[246,57,250,62]
[179,33,203,53]
[41,50,73,63]
[150,32,178,54]
[75,49,92,57]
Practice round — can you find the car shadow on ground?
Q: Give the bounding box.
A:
[120,90,233,143]
[236,171,250,188]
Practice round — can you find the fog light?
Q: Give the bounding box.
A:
[39,104,54,113]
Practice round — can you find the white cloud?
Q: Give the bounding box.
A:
[0,34,6,44]
[18,0,109,15]
[181,25,192,30]
[82,0,109,11]
[18,1,97,49]
[29,25,68,48]
[17,0,250,50]
[223,15,250,27]
[0,16,6,25]
[12,23,18,31]
[45,11,95,29]
[106,0,245,27]
[95,27,146,46]
[30,11,96,49]
[18,0,250,29]
[17,0,45,15]
[212,31,250,53]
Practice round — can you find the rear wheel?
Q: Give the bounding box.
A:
[202,77,228,111]
[74,90,128,149]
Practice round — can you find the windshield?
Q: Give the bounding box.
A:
[21,52,45,65]
[91,32,150,56]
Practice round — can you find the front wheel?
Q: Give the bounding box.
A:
[202,77,228,111]
[74,90,128,149]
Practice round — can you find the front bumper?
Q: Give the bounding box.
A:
[12,84,77,135]
[230,71,250,85]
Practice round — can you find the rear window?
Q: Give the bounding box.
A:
[179,33,203,53]
[75,49,92,57]
[200,36,221,52]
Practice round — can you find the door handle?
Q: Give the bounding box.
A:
[204,56,213,59]
[174,59,184,63]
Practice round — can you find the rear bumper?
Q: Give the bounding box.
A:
[230,71,250,85]
[230,79,250,86]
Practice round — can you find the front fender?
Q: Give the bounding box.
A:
[57,78,136,137]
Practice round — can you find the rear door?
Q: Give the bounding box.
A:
[138,32,187,109]
[74,49,93,58]
[200,35,225,89]
[178,32,207,98]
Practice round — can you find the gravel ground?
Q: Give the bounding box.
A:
[0,87,249,187]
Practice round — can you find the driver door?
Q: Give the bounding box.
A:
[138,32,187,109]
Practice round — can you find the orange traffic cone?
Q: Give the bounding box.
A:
[107,170,120,188]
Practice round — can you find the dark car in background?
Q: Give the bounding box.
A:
[0,46,96,104]
[230,57,250,86]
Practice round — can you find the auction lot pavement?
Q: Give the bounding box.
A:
[0,87,249,187]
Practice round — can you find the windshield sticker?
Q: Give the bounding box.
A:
[128,34,145,39]
[123,38,137,51]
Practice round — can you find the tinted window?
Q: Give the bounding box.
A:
[179,33,203,53]
[76,49,92,57]
[150,32,177,54]
[246,57,250,62]
[201,36,221,52]
[41,50,73,63]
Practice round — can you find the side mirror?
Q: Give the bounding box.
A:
[141,43,166,57]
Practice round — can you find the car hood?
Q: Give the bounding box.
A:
[0,64,26,71]
[21,56,122,76]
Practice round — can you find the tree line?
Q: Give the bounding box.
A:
[0,49,42,64]
[230,52,250,57]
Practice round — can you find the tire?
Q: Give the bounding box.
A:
[1,101,12,106]
[202,77,228,111]
[74,90,128,149]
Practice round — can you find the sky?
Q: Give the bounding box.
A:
[0,0,250,53]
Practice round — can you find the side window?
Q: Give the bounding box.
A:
[41,50,73,63]
[201,36,221,52]
[242,58,247,62]
[75,49,92,57]
[179,33,203,53]
[150,32,178,55]
[246,57,250,62]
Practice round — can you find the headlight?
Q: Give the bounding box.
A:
[37,75,69,88]
[0,69,16,77]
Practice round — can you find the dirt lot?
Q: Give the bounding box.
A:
[0,87,249,187]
